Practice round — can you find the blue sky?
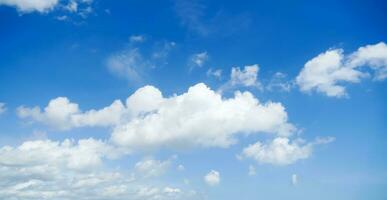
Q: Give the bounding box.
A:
[0,0,386,199]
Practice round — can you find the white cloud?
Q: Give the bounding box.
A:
[130,35,145,43]
[206,68,222,79]
[241,137,334,165]
[230,64,260,87]
[248,165,256,176]
[19,83,295,151]
[0,138,119,171]
[347,42,387,80]
[106,48,146,82]
[174,0,251,37]
[296,42,387,97]
[17,97,126,130]
[292,174,298,185]
[0,0,59,13]
[296,49,365,97]
[0,0,94,17]
[189,51,208,69]
[0,102,6,114]
[134,157,171,178]
[111,83,295,150]
[177,164,185,171]
[107,40,175,82]
[204,170,220,186]
[218,64,262,93]
[266,72,293,92]
[0,139,197,200]
[65,0,77,12]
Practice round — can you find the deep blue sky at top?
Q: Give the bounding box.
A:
[0,1,386,199]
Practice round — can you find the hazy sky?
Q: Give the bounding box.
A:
[0,0,386,199]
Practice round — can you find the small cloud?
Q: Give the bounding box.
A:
[106,48,145,83]
[230,64,260,87]
[189,51,208,70]
[174,0,251,37]
[107,38,175,83]
[266,72,293,92]
[219,64,261,92]
[241,137,334,166]
[248,165,256,176]
[56,15,68,21]
[204,170,220,186]
[177,164,185,171]
[292,174,298,185]
[65,0,78,12]
[134,157,171,178]
[206,68,222,80]
[130,35,146,43]
[0,102,6,114]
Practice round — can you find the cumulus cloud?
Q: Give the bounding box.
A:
[230,64,260,87]
[18,83,295,151]
[204,170,220,186]
[218,64,262,93]
[17,97,126,130]
[347,42,387,80]
[0,102,6,114]
[0,0,94,18]
[111,83,295,150]
[296,42,387,97]
[0,139,196,200]
[241,137,334,165]
[0,0,59,13]
[0,138,119,171]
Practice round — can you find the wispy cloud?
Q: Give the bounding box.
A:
[106,37,176,84]
[0,102,6,114]
[189,51,208,70]
[174,0,251,37]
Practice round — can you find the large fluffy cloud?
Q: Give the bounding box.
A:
[111,83,294,150]
[19,83,295,150]
[296,42,387,97]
